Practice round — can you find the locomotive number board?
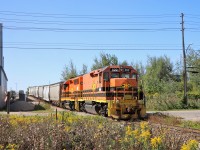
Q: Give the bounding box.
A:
[110,68,119,72]
[111,68,130,72]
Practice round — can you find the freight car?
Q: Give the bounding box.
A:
[28,82,62,105]
[28,65,146,120]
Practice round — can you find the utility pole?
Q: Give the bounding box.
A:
[181,13,187,107]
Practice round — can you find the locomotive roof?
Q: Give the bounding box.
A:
[91,65,135,72]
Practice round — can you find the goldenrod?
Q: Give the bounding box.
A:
[181,139,199,150]
[151,136,162,149]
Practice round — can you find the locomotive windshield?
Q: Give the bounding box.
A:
[111,72,120,78]
[108,67,138,79]
[121,73,130,78]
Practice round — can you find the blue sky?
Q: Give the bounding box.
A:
[1,1,200,91]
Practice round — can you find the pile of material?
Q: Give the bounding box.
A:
[10,101,35,111]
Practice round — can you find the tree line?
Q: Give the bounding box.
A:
[61,49,200,110]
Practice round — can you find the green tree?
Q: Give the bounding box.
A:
[143,55,174,94]
[91,52,118,70]
[81,64,88,74]
[186,48,200,93]
[119,60,129,66]
[60,59,78,81]
[131,61,145,77]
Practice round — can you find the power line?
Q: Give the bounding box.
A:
[3,26,180,32]
[0,11,178,19]
[4,41,182,47]
[185,15,200,20]
[4,46,182,51]
[0,18,179,26]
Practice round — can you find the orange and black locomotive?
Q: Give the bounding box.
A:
[61,65,146,119]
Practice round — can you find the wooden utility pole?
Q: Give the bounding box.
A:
[7,92,10,114]
[181,13,187,107]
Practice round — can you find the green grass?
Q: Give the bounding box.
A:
[34,102,53,112]
[180,121,200,130]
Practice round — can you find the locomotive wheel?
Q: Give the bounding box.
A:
[79,102,86,112]
[69,102,75,111]
[100,105,108,117]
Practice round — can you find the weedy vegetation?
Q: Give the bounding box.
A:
[0,112,199,150]
[34,101,52,111]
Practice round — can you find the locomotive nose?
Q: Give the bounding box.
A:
[110,78,137,88]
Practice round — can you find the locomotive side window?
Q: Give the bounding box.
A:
[121,73,130,78]
[64,84,68,90]
[132,74,137,79]
[103,72,109,81]
[74,79,79,85]
[111,72,119,78]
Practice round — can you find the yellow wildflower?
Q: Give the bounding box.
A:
[6,143,19,150]
[125,125,132,136]
[64,126,71,132]
[0,144,4,150]
[67,118,72,124]
[140,121,149,131]
[132,129,140,137]
[98,123,103,129]
[181,139,199,150]
[140,130,151,141]
[124,137,128,142]
[151,136,162,149]
[181,144,188,150]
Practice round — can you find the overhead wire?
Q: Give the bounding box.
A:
[4,41,182,47]
[0,18,179,26]
[1,11,199,50]
[3,26,180,32]
[0,11,181,32]
[4,46,182,51]
[0,11,179,19]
